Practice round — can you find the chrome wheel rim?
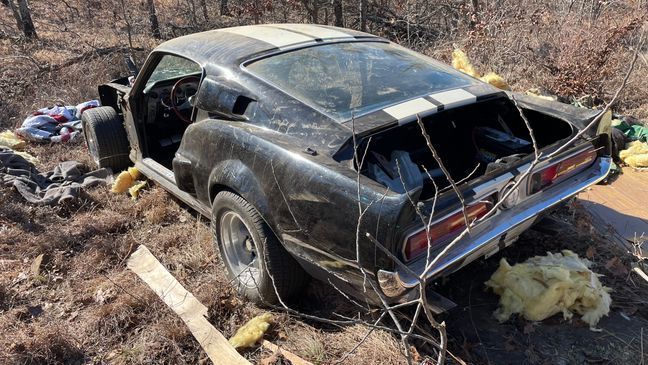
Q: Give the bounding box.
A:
[220,211,260,288]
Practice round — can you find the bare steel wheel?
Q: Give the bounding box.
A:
[212,191,309,304]
[219,211,261,289]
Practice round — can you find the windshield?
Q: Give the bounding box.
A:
[145,54,201,88]
[245,42,477,120]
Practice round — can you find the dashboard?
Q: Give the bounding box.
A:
[144,79,199,123]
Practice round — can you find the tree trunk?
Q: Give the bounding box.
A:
[119,0,133,48]
[333,0,343,27]
[5,0,24,32]
[220,0,229,16]
[17,0,36,38]
[200,0,208,21]
[470,0,480,27]
[360,0,367,31]
[147,0,161,39]
[311,0,319,23]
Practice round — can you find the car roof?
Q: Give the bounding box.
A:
[154,24,383,66]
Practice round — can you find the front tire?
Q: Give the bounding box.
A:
[81,106,130,172]
[212,191,308,304]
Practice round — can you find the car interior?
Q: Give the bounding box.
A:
[139,55,203,169]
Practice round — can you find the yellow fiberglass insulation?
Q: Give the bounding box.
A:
[451,49,479,78]
[128,180,147,200]
[480,72,511,91]
[111,167,141,194]
[485,250,611,327]
[451,50,510,90]
[229,312,273,349]
[619,140,648,168]
[0,130,26,150]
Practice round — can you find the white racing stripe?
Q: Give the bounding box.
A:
[219,25,313,49]
[429,88,476,109]
[273,24,352,40]
[383,98,437,124]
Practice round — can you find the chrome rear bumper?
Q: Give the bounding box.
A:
[378,156,611,298]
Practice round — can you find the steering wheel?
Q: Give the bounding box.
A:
[170,75,200,124]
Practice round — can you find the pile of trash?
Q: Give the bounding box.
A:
[486,250,611,327]
[613,116,648,168]
[15,100,99,143]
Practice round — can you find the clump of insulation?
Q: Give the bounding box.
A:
[619,140,648,168]
[111,167,147,199]
[485,250,611,327]
[451,50,511,90]
[452,49,479,78]
[229,313,273,349]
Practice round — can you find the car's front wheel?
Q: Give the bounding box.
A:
[212,191,308,304]
[81,106,130,172]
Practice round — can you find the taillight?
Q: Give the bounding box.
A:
[403,201,491,261]
[529,148,597,194]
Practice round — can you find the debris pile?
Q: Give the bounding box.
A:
[15,100,99,143]
[613,117,648,168]
[619,140,648,168]
[486,250,611,327]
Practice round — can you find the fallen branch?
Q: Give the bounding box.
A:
[40,46,144,74]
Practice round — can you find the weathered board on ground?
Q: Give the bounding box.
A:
[127,245,250,365]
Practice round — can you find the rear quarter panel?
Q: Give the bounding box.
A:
[177,119,404,285]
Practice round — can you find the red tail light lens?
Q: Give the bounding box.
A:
[403,201,491,261]
[529,148,596,194]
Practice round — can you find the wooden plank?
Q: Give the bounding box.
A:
[127,245,250,365]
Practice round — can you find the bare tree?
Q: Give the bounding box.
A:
[200,0,209,21]
[119,0,133,48]
[147,0,161,39]
[301,0,321,23]
[4,0,37,38]
[220,0,229,16]
[333,0,343,26]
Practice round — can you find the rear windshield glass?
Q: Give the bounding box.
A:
[245,42,476,120]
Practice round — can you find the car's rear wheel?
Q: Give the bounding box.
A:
[212,191,308,304]
[81,106,130,172]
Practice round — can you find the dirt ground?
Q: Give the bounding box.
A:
[439,205,648,364]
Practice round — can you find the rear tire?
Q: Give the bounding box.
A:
[82,106,130,171]
[212,191,308,304]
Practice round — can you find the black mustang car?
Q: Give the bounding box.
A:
[84,24,611,310]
